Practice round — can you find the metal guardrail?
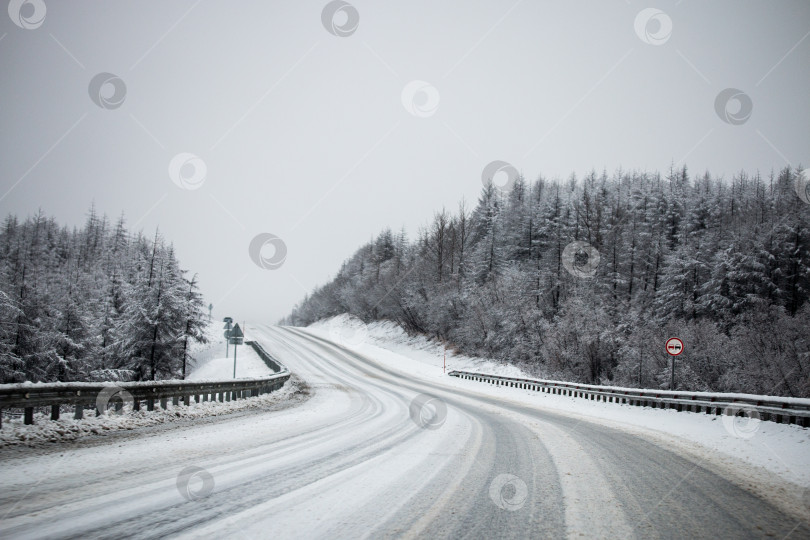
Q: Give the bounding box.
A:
[0,340,290,429]
[448,370,810,428]
[247,340,285,373]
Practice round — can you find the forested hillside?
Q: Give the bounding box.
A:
[0,208,208,383]
[286,166,810,397]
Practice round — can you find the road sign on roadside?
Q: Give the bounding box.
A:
[666,337,684,356]
[229,324,244,339]
[665,337,683,391]
[229,323,245,378]
[224,319,233,357]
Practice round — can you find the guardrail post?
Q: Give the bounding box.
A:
[147,399,155,411]
[160,398,168,410]
[24,407,34,425]
[51,404,60,420]
[74,404,83,419]
[172,396,179,407]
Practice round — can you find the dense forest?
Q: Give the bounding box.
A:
[286,166,810,397]
[0,208,208,383]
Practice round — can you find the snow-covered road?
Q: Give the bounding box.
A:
[1,325,808,539]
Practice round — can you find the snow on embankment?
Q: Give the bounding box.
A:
[306,314,810,494]
[308,314,529,378]
[187,344,272,381]
[0,324,293,447]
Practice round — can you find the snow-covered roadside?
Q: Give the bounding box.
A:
[0,379,302,447]
[310,314,530,378]
[187,342,271,381]
[0,323,286,447]
[306,315,810,492]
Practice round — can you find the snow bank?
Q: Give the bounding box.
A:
[306,315,810,491]
[309,314,529,378]
[187,345,272,381]
[0,323,285,447]
[0,377,302,447]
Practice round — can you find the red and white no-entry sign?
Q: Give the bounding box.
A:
[666,337,684,356]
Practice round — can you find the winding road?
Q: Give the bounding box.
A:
[1,325,808,539]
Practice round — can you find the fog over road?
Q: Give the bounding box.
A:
[1,326,807,539]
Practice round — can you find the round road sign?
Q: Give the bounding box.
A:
[666,337,684,356]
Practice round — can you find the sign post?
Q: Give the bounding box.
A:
[665,337,684,390]
[229,323,245,378]
[223,318,232,358]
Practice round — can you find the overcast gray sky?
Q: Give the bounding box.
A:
[1,0,809,323]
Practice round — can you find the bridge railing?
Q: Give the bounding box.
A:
[448,370,810,427]
[0,341,290,429]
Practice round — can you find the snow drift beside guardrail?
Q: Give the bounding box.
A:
[450,370,810,427]
[0,340,290,429]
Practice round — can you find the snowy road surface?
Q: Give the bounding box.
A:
[1,325,809,539]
